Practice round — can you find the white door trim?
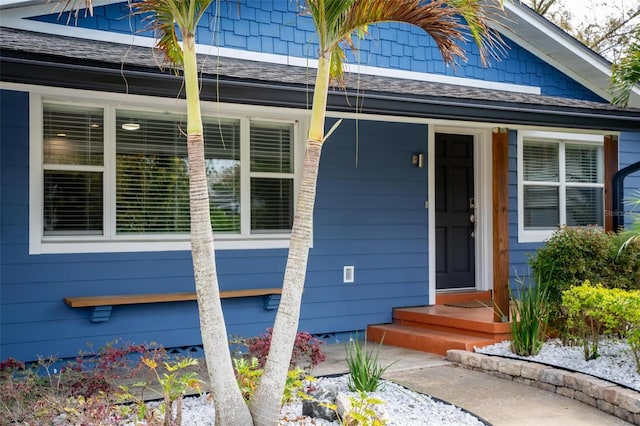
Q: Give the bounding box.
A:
[428,126,493,305]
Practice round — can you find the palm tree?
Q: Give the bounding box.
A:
[249,1,505,424]
[61,0,504,424]
[611,27,640,107]
[61,0,253,423]
[131,1,254,424]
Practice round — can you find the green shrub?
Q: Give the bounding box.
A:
[345,337,394,393]
[509,278,550,357]
[618,189,640,255]
[562,281,640,366]
[531,227,608,303]
[613,232,640,283]
[530,226,640,334]
[232,357,263,401]
[322,391,388,426]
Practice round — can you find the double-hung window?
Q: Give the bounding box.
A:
[33,97,299,254]
[518,131,604,242]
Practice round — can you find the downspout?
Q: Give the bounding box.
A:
[612,160,640,231]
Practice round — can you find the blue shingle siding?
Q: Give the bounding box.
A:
[31,0,601,102]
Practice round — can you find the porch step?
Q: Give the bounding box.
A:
[394,305,511,337]
[435,290,492,305]
[367,323,504,355]
[367,299,512,356]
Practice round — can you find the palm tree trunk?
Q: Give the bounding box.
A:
[183,34,253,426]
[249,53,331,426]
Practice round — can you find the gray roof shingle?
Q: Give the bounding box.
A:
[1,27,639,116]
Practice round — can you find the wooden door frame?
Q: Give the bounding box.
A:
[428,126,493,305]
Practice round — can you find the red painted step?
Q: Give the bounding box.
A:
[367,292,512,356]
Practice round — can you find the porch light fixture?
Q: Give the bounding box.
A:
[412,153,424,168]
[121,122,140,131]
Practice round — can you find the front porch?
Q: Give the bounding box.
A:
[367,291,512,355]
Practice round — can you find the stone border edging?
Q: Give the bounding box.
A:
[446,349,640,425]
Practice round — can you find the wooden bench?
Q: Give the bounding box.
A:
[64,288,283,323]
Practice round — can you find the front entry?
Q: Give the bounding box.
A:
[435,133,476,290]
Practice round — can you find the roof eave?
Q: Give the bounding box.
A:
[2,51,638,132]
[490,0,640,108]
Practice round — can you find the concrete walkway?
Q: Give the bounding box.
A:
[312,343,632,425]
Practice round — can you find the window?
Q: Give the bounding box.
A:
[43,104,104,236]
[32,97,299,254]
[115,111,242,234]
[518,131,604,242]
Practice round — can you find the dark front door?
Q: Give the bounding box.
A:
[435,133,476,290]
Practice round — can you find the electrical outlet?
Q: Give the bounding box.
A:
[343,266,354,283]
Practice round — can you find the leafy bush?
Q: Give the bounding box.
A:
[241,329,326,371]
[345,337,394,393]
[618,189,640,255]
[530,226,640,333]
[322,391,388,426]
[118,356,203,425]
[232,357,309,404]
[562,281,640,366]
[613,232,640,279]
[509,278,550,357]
[0,341,201,425]
[233,357,263,401]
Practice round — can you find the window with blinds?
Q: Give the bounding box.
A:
[522,138,603,232]
[42,104,104,235]
[250,121,294,232]
[116,111,241,234]
[40,102,297,244]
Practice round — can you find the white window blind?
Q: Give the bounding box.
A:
[37,98,298,252]
[522,138,604,234]
[567,187,603,226]
[42,104,104,235]
[116,111,241,234]
[523,186,559,229]
[250,121,294,232]
[523,142,558,182]
[566,144,602,184]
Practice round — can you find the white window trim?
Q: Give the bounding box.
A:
[29,91,307,255]
[517,130,605,243]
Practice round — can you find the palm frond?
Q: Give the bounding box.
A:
[304,0,505,84]
[611,34,640,107]
[50,0,93,24]
[133,0,213,70]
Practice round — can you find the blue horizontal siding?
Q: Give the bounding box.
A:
[1,96,429,361]
[619,132,640,229]
[29,1,601,101]
[508,130,542,286]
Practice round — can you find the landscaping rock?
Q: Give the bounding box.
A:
[302,387,337,421]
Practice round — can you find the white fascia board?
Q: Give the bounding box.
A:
[3,1,540,95]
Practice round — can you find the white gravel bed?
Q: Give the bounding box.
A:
[476,338,640,391]
[279,375,485,426]
[132,375,485,425]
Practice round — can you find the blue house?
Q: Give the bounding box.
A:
[1,1,639,361]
